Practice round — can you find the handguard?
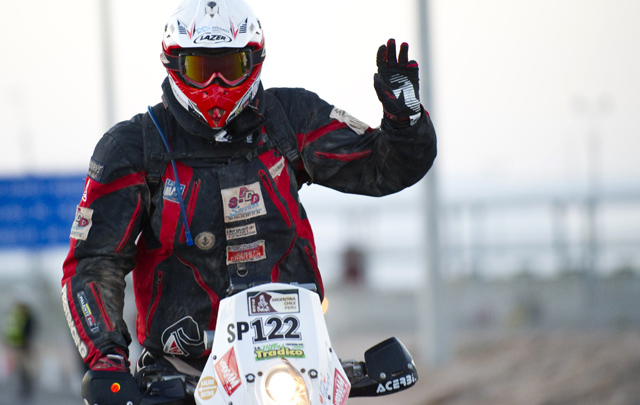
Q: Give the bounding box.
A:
[345,337,419,397]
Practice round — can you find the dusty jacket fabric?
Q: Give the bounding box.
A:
[61,79,437,366]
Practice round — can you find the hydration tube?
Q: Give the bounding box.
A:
[147,106,194,246]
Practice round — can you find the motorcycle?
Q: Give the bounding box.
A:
[83,282,418,404]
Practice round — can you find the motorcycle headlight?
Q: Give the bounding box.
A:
[261,362,309,405]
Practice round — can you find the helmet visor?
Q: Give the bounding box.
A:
[179,49,251,88]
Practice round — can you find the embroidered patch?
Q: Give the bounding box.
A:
[269,157,286,178]
[70,206,94,240]
[221,182,266,223]
[194,232,216,250]
[330,107,369,135]
[163,179,186,203]
[226,240,266,264]
[226,223,257,240]
[87,158,104,182]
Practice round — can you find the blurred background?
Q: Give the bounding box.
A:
[1,0,640,404]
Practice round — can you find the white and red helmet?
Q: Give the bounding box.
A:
[161,0,265,128]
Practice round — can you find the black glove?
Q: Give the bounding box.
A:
[82,353,142,405]
[374,39,422,127]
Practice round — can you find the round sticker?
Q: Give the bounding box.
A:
[194,232,216,250]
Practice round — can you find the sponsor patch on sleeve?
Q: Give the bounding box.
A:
[87,158,104,182]
[70,206,94,240]
[226,240,266,264]
[330,107,370,135]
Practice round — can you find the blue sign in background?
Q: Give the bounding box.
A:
[0,174,85,249]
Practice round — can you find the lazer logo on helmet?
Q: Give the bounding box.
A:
[194,34,231,44]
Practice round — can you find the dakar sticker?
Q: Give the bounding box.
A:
[269,157,286,178]
[225,223,257,240]
[215,347,242,396]
[77,292,99,333]
[248,290,299,315]
[226,240,266,264]
[254,343,305,361]
[197,376,218,400]
[70,206,94,240]
[221,182,266,223]
[163,179,186,203]
[330,107,369,135]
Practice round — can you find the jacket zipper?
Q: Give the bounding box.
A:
[89,282,113,331]
[258,170,292,227]
[116,194,143,253]
[145,271,164,336]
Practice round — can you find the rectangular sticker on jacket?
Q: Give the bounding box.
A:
[269,157,286,178]
[226,240,266,264]
[221,182,266,223]
[77,292,99,333]
[163,179,186,203]
[87,158,104,182]
[70,206,94,240]
[226,223,257,240]
[330,107,369,135]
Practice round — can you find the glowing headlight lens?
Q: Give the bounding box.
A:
[266,371,296,403]
[262,363,309,405]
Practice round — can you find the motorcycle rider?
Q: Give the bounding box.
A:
[61,0,436,402]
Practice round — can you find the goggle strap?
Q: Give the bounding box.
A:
[161,52,180,71]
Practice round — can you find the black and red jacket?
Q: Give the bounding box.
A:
[61,79,436,366]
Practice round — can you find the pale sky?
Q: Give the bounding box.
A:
[1,0,639,198]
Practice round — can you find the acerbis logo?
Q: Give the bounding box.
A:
[194,33,231,44]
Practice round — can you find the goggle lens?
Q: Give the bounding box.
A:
[180,51,251,87]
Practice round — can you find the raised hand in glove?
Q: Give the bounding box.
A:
[374,38,422,128]
[82,351,142,405]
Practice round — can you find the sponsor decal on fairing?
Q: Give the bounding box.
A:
[221,182,266,223]
[215,347,242,396]
[333,369,350,405]
[248,290,300,315]
[197,376,218,400]
[254,343,305,361]
[70,206,94,240]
